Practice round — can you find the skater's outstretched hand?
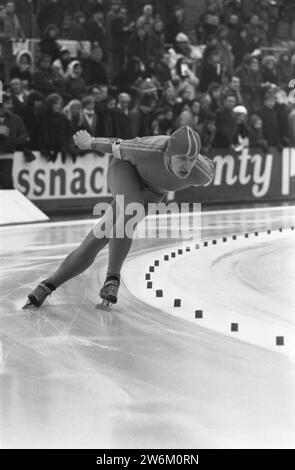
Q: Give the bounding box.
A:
[73,130,93,150]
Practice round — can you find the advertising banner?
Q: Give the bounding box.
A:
[12,147,295,213]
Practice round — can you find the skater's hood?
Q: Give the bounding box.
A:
[165,126,201,160]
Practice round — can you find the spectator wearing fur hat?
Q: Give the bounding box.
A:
[65,61,86,99]
[10,51,34,86]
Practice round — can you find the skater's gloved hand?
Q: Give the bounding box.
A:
[73,130,93,150]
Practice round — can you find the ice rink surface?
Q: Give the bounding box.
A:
[0,205,295,449]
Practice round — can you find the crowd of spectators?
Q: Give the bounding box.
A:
[1,0,295,188]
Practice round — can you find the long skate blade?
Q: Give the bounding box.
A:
[95,299,113,312]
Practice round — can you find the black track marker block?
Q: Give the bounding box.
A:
[232,235,237,240]
[291,227,294,231]
[149,266,154,272]
[245,233,249,238]
[174,299,181,308]
[279,228,283,232]
[276,336,284,346]
[145,274,151,280]
[156,290,163,297]
[223,237,227,242]
[204,241,208,247]
[267,229,271,234]
[164,255,169,261]
[178,249,183,254]
[195,244,200,249]
[147,282,153,289]
[154,260,159,266]
[231,323,238,332]
[195,310,203,319]
[171,252,176,258]
[212,240,217,245]
[186,247,191,252]
[255,232,259,236]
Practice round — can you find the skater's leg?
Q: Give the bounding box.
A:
[105,159,145,280]
[46,202,117,288]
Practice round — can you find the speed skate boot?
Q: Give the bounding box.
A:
[23,281,55,309]
[96,278,120,311]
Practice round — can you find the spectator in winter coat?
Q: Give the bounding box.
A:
[136,4,154,32]
[129,93,156,137]
[112,92,132,139]
[65,61,86,100]
[274,89,291,147]
[40,24,61,61]
[200,50,223,92]
[34,93,77,162]
[9,77,29,120]
[0,92,29,189]
[126,25,148,64]
[86,10,107,57]
[165,5,184,45]
[277,53,292,91]
[80,44,108,86]
[37,0,64,34]
[0,1,25,40]
[261,55,279,86]
[248,114,268,152]
[23,91,44,149]
[33,54,65,97]
[257,92,280,148]
[52,47,72,81]
[81,96,98,136]
[110,6,134,77]
[67,11,87,41]
[10,51,34,86]
[63,100,84,134]
[213,93,237,148]
[235,56,262,113]
[197,113,216,154]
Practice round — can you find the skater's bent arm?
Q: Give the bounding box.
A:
[91,137,121,156]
